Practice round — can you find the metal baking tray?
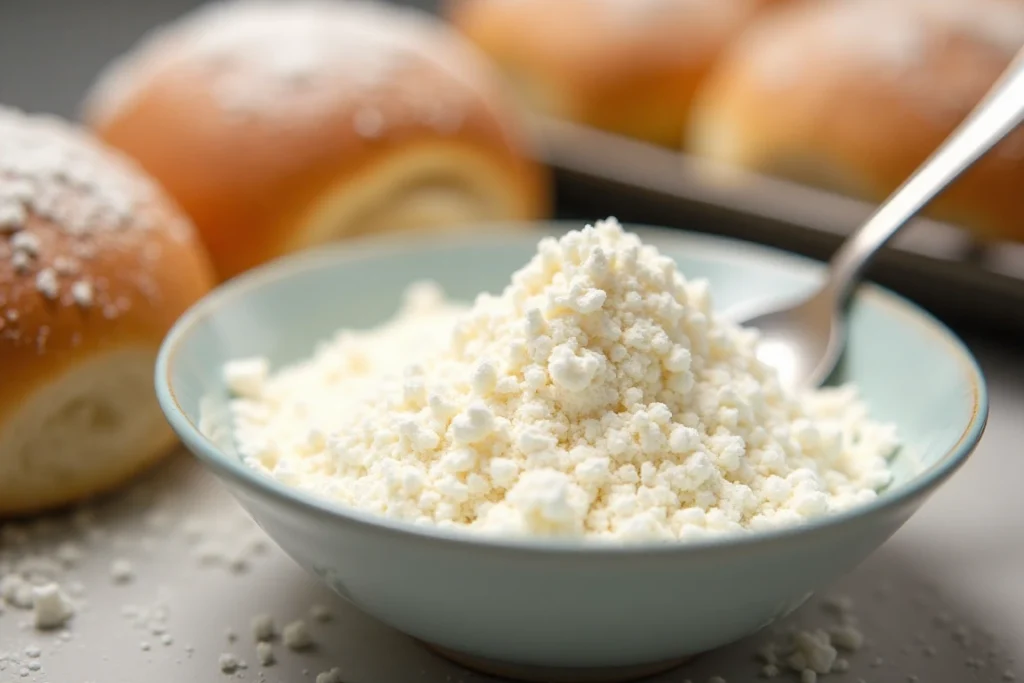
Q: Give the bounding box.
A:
[528,115,1024,337]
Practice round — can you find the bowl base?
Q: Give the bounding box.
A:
[422,642,693,683]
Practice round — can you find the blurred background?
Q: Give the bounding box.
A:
[2,0,1023,337]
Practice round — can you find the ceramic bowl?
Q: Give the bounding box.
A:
[155,223,987,683]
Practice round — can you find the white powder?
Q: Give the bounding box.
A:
[310,604,332,622]
[250,613,274,642]
[256,641,275,666]
[218,652,241,673]
[225,219,897,542]
[31,583,74,630]
[829,624,865,651]
[0,106,193,337]
[787,629,838,674]
[0,573,34,609]
[316,668,344,683]
[110,558,135,584]
[282,619,313,650]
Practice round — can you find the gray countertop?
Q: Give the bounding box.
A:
[0,1,1022,681]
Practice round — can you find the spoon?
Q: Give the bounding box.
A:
[729,47,1024,391]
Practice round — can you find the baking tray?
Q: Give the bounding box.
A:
[529,116,1024,338]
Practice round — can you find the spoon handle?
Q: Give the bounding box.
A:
[825,46,1024,304]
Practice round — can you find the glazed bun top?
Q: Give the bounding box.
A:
[85,0,507,133]
[688,0,1024,242]
[734,0,1024,92]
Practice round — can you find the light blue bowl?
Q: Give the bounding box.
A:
[156,223,987,682]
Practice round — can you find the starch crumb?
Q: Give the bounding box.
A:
[282,620,313,650]
[316,668,344,683]
[256,642,275,666]
[224,358,269,399]
[219,653,241,673]
[31,583,74,630]
[829,624,865,651]
[110,559,135,584]
[310,604,332,622]
[250,614,274,642]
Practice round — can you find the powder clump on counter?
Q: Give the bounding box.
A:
[225,218,897,541]
[31,582,75,630]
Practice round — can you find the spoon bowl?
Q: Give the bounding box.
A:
[729,289,843,390]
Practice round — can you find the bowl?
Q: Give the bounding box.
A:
[155,223,987,682]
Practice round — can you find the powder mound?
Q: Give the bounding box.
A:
[228,218,897,542]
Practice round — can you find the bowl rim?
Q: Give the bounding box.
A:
[156,221,989,557]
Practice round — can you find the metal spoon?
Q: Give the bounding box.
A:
[729,47,1024,391]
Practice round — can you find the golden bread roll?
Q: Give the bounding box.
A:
[0,106,216,517]
[689,0,1024,243]
[82,0,550,281]
[446,0,790,147]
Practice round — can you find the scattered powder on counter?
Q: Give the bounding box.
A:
[218,653,242,673]
[110,558,135,584]
[0,573,34,609]
[256,641,275,666]
[310,604,332,622]
[316,668,345,683]
[828,624,865,651]
[786,629,839,674]
[54,542,82,569]
[31,582,74,630]
[250,613,275,641]
[282,619,314,650]
[224,218,898,541]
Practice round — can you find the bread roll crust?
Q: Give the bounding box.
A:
[689,0,1024,243]
[84,0,549,280]
[446,0,788,147]
[0,107,215,516]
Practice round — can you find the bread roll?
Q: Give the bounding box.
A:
[0,106,216,517]
[82,0,549,281]
[689,0,1024,243]
[446,0,789,148]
